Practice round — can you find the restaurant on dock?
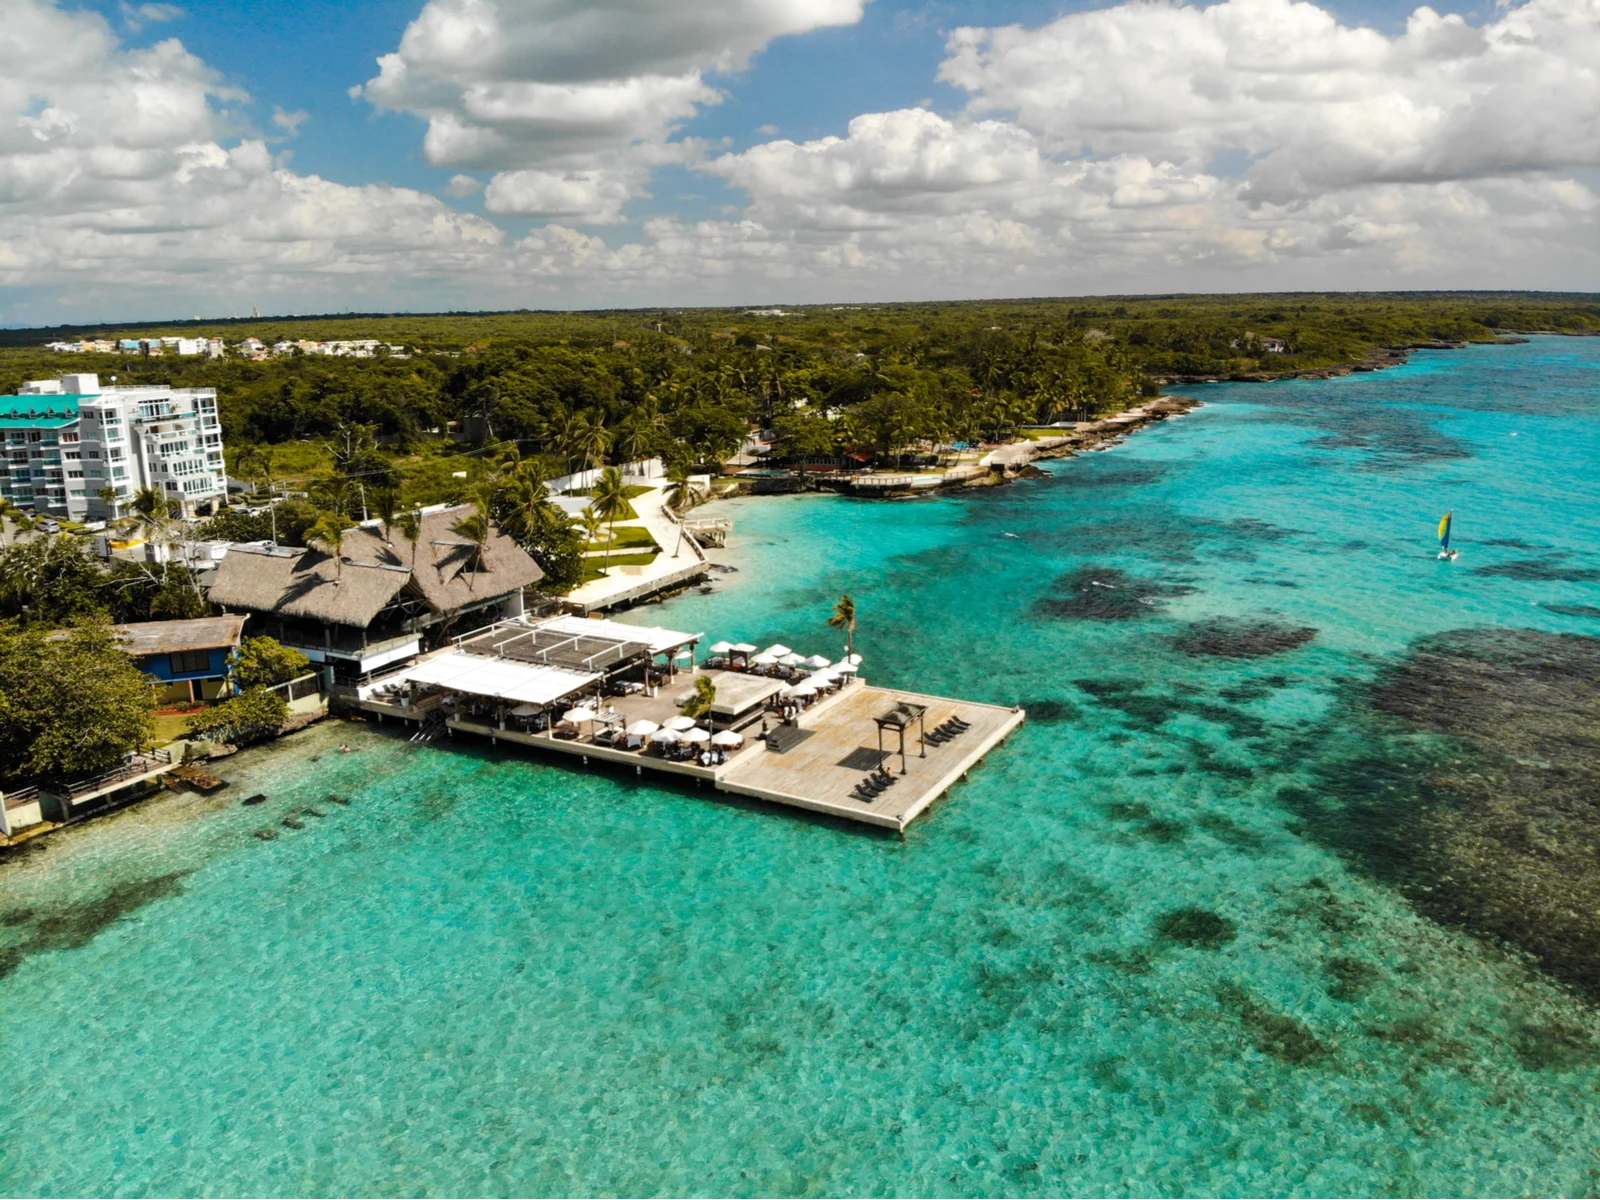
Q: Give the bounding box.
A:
[355,613,1024,831]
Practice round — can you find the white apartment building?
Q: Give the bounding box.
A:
[0,374,227,520]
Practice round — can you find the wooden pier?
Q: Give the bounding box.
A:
[374,677,1022,831]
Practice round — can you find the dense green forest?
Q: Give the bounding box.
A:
[5,293,1596,477]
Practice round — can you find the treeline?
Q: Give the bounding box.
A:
[5,294,1595,458]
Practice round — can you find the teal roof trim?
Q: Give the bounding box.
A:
[0,394,89,424]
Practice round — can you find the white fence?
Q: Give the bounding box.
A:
[548,458,663,495]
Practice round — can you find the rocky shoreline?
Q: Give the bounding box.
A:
[1152,331,1564,386]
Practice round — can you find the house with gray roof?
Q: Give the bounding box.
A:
[207,504,544,680]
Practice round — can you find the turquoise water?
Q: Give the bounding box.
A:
[3,338,1599,1196]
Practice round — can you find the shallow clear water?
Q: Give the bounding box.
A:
[2,338,1599,1197]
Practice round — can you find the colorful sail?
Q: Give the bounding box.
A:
[1438,511,1453,550]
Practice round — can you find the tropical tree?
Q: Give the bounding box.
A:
[661,464,696,558]
[680,674,717,720]
[394,509,423,570]
[373,487,398,545]
[0,621,155,782]
[306,512,353,579]
[450,502,490,590]
[231,636,311,690]
[186,687,288,747]
[577,507,605,550]
[828,593,857,663]
[588,465,630,570]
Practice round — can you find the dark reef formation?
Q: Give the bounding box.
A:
[1173,618,1317,659]
[1285,628,1600,1000]
[1036,566,1198,620]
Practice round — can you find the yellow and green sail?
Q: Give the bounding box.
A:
[1438,511,1453,550]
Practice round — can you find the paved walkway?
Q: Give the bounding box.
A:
[564,484,708,611]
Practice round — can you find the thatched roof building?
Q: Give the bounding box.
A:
[209,505,544,631]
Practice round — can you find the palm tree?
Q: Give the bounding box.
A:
[577,507,605,551]
[307,512,353,580]
[828,593,857,663]
[0,498,17,546]
[661,464,696,558]
[235,444,278,543]
[374,487,398,545]
[450,502,490,591]
[588,465,630,571]
[681,675,717,720]
[394,509,423,571]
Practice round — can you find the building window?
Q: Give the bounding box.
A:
[169,650,211,675]
[67,470,83,480]
[26,432,41,443]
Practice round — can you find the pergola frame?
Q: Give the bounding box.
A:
[874,701,928,774]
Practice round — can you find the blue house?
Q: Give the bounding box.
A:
[116,616,245,704]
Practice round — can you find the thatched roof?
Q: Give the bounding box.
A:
[208,505,544,629]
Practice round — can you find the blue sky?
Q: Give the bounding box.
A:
[2,0,1593,325]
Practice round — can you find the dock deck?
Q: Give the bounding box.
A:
[369,675,1022,831]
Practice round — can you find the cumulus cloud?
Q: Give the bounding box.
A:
[0,0,503,313]
[356,0,867,221]
[940,0,1600,202]
[1,0,1597,320]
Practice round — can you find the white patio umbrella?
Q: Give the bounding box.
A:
[832,661,860,674]
[751,652,779,666]
[709,641,734,654]
[791,681,819,697]
[731,642,758,654]
[841,653,864,665]
[810,669,839,684]
[780,653,806,667]
[563,705,598,724]
[803,654,832,669]
[509,703,542,717]
[680,728,711,744]
[626,719,661,736]
[711,730,744,747]
[650,728,682,745]
[663,715,698,732]
[762,644,792,658]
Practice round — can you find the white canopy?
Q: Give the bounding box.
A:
[763,644,792,658]
[626,719,661,736]
[663,715,698,732]
[710,730,743,747]
[680,728,711,744]
[731,642,757,654]
[791,681,819,697]
[563,705,598,724]
[396,651,599,707]
[841,653,863,666]
[810,669,838,683]
[832,661,859,674]
[752,652,779,666]
[803,654,832,669]
[779,653,806,667]
[650,728,681,744]
[509,703,542,717]
[709,641,734,654]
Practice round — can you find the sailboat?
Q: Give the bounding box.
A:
[1437,511,1459,561]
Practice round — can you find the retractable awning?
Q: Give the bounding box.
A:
[398,651,599,706]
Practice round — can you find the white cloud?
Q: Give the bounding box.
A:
[271,107,308,139]
[119,2,183,33]
[356,0,868,221]
[0,0,1596,320]
[940,0,1600,201]
[0,0,503,315]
